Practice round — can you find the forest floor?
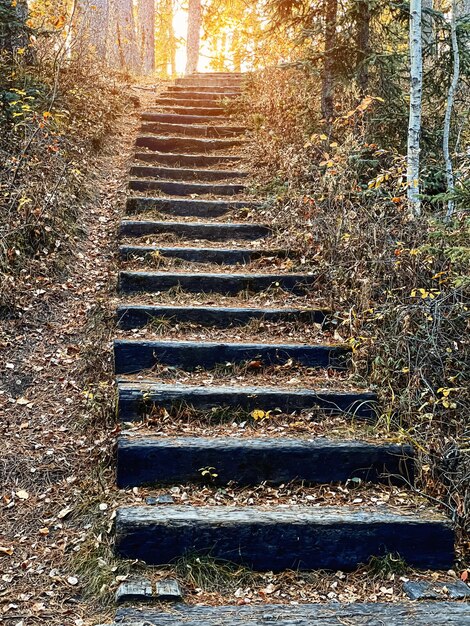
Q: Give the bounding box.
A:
[0,84,467,626]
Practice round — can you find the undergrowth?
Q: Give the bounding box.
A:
[0,39,128,310]
[241,68,470,550]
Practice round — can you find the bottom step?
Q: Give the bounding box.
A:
[114,603,470,626]
[115,505,453,571]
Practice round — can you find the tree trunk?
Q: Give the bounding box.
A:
[185,0,201,75]
[75,0,109,59]
[137,0,155,74]
[354,0,370,95]
[407,0,423,217]
[443,0,460,220]
[321,0,338,123]
[108,0,139,71]
[166,0,176,76]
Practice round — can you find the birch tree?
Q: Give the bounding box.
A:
[407,0,423,217]
[186,0,202,74]
[443,0,460,220]
[137,0,156,74]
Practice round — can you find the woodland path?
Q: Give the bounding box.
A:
[107,73,468,624]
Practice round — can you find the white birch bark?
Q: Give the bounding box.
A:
[137,0,155,74]
[185,0,201,75]
[443,0,460,220]
[407,0,423,217]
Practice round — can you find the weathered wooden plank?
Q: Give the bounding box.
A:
[115,578,152,603]
[125,197,256,217]
[403,580,470,600]
[114,603,470,626]
[140,122,246,138]
[128,179,246,196]
[155,579,183,601]
[114,505,454,571]
[119,221,270,241]
[135,135,243,153]
[134,151,242,166]
[141,112,231,124]
[118,246,283,264]
[117,382,377,421]
[116,304,327,329]
[129,165,248,182]
[116,436,414,487]
[113,338,350,374]
[155,102,227,113]
[118,271,313,294]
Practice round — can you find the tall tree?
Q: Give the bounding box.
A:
[443,0,460,220]
[186,0,202,74]
[0,0,28,53]
[137,0,155,73]
[407,0,423,216]
[354,0,371,95]
[75,0,109,59]
[108,0,139,71]
[422,0,435,50]
[321,0,338,122]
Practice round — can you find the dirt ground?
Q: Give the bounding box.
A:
[0,86,468,626]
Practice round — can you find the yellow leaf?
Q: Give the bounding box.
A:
[251,409,265,420]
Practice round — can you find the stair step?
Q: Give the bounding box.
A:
[116,436,414,487]
[114,603,470,626]
[119,245,284,264]
[175,77,243,85]
[118,270,314,294]
[113,339,350,374]
[116,304,327,329]
[128,179,246,196]
[119,221,270,241]
[134,152,243,167]
[168,85,241,94]
[125,197,256,217]
[155,104,227,116]
[157,92,232,102]
[142,112,230,124]
[140,122,246,138]
[114,505,453,570]
[135,135,243,153]
[117,381,377,421]
[130,165,248,182]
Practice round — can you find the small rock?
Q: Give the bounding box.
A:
[403,580,470,600]
[145,494,174,505]
[155,578,183,601]
[115,578,153,603]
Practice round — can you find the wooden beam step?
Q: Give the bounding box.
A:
[134,152,243,166]
[140,122,246,138]
[168,85,241,93]
[117,381,378,421]
[116,304,327,329]
[128,179,246,196]
[113,339,350,374]
[154,105,227,116]
[130,165,248,182]
[119,221,270,241]
[118,270,313,294]
[118,245,284,263]
[125,197,256,217]
[141,112,231,124]
[114,603,470,626]
[114,505,453,570]
[135,135,243,153]
[116,436,414,487]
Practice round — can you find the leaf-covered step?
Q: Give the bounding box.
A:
[154,104,227,116]
[116,436,414,487]
[169,85,241,94]
[140,121,246,138]
[118,270,313,295]
[156,94,229,105]
[134,151,243,167]
[119,221,270,241]
[126,197,256,217]
[114,602,470,626]
[113,338,350,374]
[142,111,231,124]
[119,245,284,264]
[136,135,243,153]
[128,179,246,196]
[114,505,454,571]
[117,381,377,421]
[116,304,327,329]
[130,165,248,182]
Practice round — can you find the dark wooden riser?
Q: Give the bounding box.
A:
[115,505,454,571]
[116,436,414,487]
